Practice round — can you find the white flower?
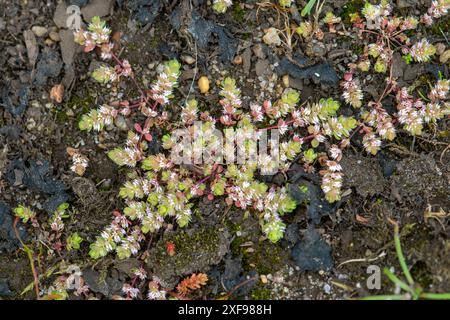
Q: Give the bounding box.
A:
[122,284,140,299]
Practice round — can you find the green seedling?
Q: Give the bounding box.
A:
[362,221,450,300]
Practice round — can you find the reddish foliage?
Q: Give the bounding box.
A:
[176,273,208,296]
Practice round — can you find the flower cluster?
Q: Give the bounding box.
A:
[212,0,233,13]
[408,39,436,63]
[147,280,167,300]
[49,203,70,235]
[67,147,89,176]
[361,0,392,28]
[44,265,89,300]
[362,129,382,155]
[91,65,118,84]
[150,60,181,105]
[73,16,111,54]
[107,131,146,167]
[219,77,242,125]
[89,211,144,259]
[395,80,449,135]
[14,203,74,254]
[181,99,199,125]
[421,0,450,25]
[361,104,396,147]
[341,74,363,108]
[74,17,133,84]
[320,158,343,203]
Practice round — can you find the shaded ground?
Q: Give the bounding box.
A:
[0,0,449,299]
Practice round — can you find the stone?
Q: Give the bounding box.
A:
[53,2,68,29]
[242,47,252,75]
[292,227,333,272]
[146,227,230,288]
[252,43,266,59]
[31,26,47,37]
[440,50,450,64]
[114,115,128,131]
[23,30,38,67]
[34,48,63,86]
[403,64,424,81]
[181,55,195,65]
[262,28,281,46]
[59,29,77,65]
[81,0,114,22]
[49,31,61,42]
[306,41,327,58]
[255,59,270,77]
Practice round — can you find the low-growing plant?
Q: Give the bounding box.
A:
[73,7,448,264]
[12,203,76,299]
[340,0,449,155]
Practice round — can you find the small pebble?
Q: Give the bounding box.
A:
[260,275,268,284]
[31,25,47,37]
[198,76,210,94]
[263,28,281,46]
[282,74,290,87]
[114,115,128,131]
[233,55,243,65]
[440,49,450,64]
[44,39,54,46]
[49,31,61,42]
[181,55,195,65]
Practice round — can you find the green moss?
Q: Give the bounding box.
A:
[147,227,229,283]
[351,42,364,55]
[230,235,245,256]
[66,93,95,123]
[169,228,220,269]
[55,109,68,123]
[232,2,246,23]
[428,16,450,36]
[410,261,433,289]
[245,242,288,274]
[224,217,287,274]
[250,286,272,300]
[67,93,94,111]
[341,0,365,26]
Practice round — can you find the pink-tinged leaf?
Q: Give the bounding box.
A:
[144,133,153,142]
[84,44,96,52]
[134,123,143,133]
[207,194,214,201]
[344,72,353,81]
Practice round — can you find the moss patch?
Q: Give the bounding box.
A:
[341,0,365,26]
[146,227,230,287]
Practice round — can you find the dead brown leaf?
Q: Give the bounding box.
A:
[50,84,64,103]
